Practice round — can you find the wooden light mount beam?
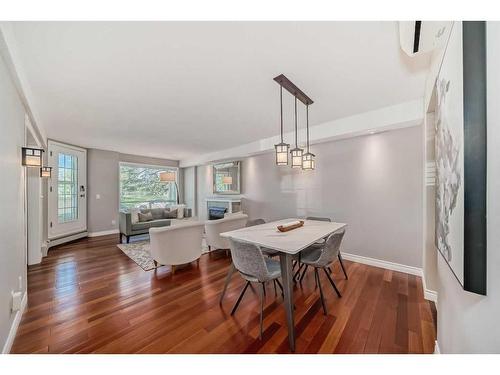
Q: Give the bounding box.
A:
[273,74,314,105]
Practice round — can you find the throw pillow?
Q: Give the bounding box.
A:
[164,209,178,219]
[151,208,164,220]
[138,212,153,222]
[170,204,186,219]
[130,208,140,224]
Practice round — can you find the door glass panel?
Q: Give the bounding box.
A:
[57,153,78,223]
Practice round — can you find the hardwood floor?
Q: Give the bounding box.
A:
[11,234,437,354]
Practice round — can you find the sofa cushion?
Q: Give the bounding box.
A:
[164,209,178,219]
[150,208,165,220]
[131,219,171,231]
[138,212,153,222]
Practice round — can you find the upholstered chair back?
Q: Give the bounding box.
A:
[204,213,248,249]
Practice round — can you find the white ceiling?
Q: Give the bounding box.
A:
[10,22,430,161]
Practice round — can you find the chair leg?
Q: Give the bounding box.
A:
[275,278,284,296]
[231,281,251,315]
[126,235,130,243]
[315,269,328,315]
[259,282,265,340]
[219,263,236,304]
[299,265,308,283]
[323,268,342,298]
[273,279,277,296]
[338,253,348,279]
[153,260,158,268]
[294,262,305,281]
[171,265,176,275]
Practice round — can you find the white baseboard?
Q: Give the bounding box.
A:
[342,252,438,303]
[342,252,422,276]
[434,340,440,354]
[88,229,119,237]
[421,274,438,303]
[2,291,27,354]
[48,231,88,248]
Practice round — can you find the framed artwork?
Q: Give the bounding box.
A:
[435,21,487,295]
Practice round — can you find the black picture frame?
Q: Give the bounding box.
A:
[462,21,487,295]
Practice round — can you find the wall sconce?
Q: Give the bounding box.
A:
[40,166,52,178]
[22,147,44,167]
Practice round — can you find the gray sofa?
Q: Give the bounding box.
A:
[119,207,192,243]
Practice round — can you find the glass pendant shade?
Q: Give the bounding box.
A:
[290,147,304,168]
[302,152,315,170]
[275,142,290,165]
[40,166,52,178]
[22,147,43,167]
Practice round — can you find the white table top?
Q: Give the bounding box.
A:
[220,218,347,255]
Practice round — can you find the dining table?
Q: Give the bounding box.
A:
[220,218,347,352]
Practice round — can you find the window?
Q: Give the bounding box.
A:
[57,153,78,223]
[119,163,177,210]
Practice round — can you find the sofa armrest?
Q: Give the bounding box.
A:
[119,211,132,235]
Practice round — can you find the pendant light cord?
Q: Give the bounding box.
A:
[280,85,283,143]
[294,96,298,147]
[306,104,310,153]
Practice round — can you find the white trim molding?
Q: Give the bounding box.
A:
[88,229,119,237]
[180,99,424,167]
[434,340,440,354]
[342,252,438,303]
[2,292,27,354]
[342,252,422,276]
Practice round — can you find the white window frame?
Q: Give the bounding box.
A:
[118,162,178,211]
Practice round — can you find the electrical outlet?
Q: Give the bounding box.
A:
[111,220,116,225]
[96,194,101,200]
[18,276,22,290]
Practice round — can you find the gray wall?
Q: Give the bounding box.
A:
[433,22,500,353]
[87,149,179,234]
[182,166,197,216]
[196,125,424,268]
[0,53,28,351]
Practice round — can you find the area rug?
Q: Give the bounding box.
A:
[117,238,210,271]
[116,241,157,271]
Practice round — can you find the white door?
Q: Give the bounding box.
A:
[48,140,87,239]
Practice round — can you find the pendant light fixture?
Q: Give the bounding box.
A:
[274,85,290,165]
[290,96,303,168]
[273,74,314,170]
[302,104,315,170]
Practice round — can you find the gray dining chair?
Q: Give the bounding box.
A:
[228,237,284,339]
[219,218,279,306]
[296,216,348,281]
[246,218,279,258]
[299,230,345,315]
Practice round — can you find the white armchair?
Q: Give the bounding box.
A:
[149,221,204,274]
[205,213,248,256]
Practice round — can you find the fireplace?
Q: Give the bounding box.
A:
[206,197,242,220]
[208,206,227,220]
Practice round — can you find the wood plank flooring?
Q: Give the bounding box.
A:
[11,234,437,354]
